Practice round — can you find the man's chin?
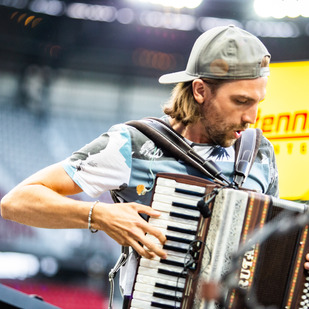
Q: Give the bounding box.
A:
[210,134,237,148]
[220,138,237,148]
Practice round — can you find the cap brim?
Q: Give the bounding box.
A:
[158,71,197,84]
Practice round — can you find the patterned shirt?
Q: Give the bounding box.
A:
[63,122,278,202]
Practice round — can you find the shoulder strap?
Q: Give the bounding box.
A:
[233,128,263,188]
[125,117,231,186]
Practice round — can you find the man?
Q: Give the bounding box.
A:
[1,25,309,305]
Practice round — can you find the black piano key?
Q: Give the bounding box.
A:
[175,187,204,197]
[167,225,196,235]
[170,211,199,221]
[172,201,198,211]
[166,235,192,244]
[160,258,185,268]
[151,301,180,309]
[163,244,188,254]
[155,282,184,293]
[153,292,181,302]
[158,268,187,278]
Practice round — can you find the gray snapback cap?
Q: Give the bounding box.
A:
[159,25,271,84]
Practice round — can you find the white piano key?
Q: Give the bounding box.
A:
[166,249,191,259]
[137,266,186,284]
[154,185,204,201]
[139,254,191,269]
[134,282,183,298]
[140,257,185,274]
[155,185,183,195]
[156,177,206,194]
[139,254,188,265]
[165,239,191,250]
[155,212,198,225]
[148,217,198,231]
[135,273,185,289]
[153,192,201,206]
[130,299,153,309]
[131,298,180,309]
[132,291,181,307]
[155,226,196,241]
[152,201,201,217]
[146,234,192,250]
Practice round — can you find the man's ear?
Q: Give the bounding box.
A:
[192,79,206,104]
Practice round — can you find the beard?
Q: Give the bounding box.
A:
[204,123,246,147]
[200,99,249,148]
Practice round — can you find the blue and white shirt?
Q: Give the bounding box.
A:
[63,122,278,202]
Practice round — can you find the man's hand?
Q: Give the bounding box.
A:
[96,202,167,259]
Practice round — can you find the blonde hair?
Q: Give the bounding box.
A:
[163,82,197,126]
[163,79,227,125]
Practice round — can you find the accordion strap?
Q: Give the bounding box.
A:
[126,117,261,188]
[126,117,231,186]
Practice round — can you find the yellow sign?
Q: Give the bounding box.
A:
[253,61,309,200]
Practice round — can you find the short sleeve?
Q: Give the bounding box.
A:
[62,124,132,198]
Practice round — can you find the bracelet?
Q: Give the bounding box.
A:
[88,200,99,233]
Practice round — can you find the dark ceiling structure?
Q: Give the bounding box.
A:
[0,0,308,79]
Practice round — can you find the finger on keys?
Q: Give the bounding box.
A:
[142,234,167,259]
[135,203,162,218]
[129,223,167,259]
[135,204,167,245]
[130,239,158,259]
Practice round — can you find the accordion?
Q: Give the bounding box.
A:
[127,173,309,309]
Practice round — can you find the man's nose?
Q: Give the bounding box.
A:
[242,104,258,124]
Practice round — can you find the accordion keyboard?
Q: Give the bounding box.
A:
[130,176,207,309]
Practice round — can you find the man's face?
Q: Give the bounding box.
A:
[199,77,267,147]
